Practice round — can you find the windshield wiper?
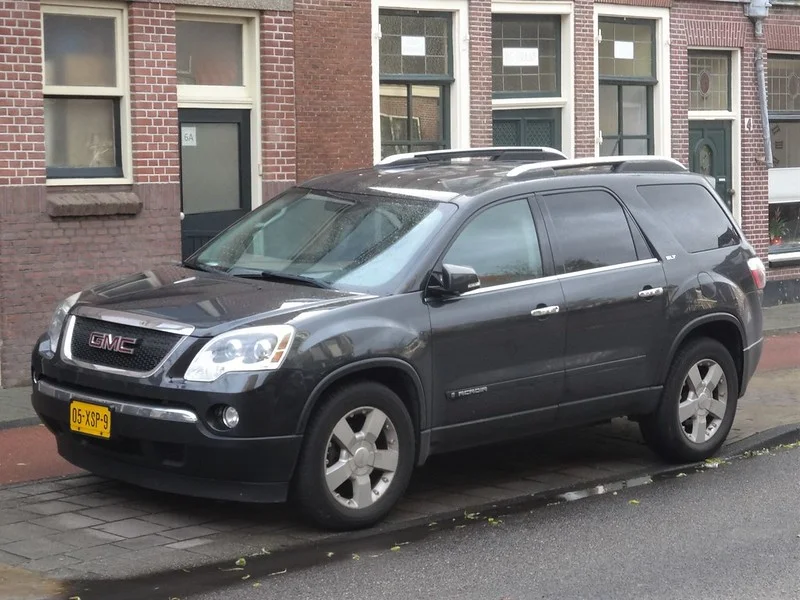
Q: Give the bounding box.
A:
[182,260,225,274]
[233,270,333,289]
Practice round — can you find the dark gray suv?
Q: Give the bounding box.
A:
[31,148,765,530]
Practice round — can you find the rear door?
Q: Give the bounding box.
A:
[537,187,668,422]
[428,197,566,451]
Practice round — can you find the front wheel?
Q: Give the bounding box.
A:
[640,338,739,463]
[293,381,415,530]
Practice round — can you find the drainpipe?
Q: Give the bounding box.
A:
[746,0,773,167]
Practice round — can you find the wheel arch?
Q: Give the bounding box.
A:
[296,358,428,458]
[662,314,745,397]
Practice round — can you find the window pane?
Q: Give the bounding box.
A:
[177,21,243,86]
[492,14,559,95]
[598,19,653,78]
[541,190,638,273]
[181,122,240,215]
[380,83,409,159]
[770,203,800,254]
[622,86,648,135]
[379,12,450,76]
[768,56,800,113]
[599,84,619,136]
[772,121,800,168]
[444,200,543,287]
[637,184,740,253]
[44,98,117,169]
[43,14,116,87]
[411,85,442,143]
[621,138,649,155]
[689,51,730,111]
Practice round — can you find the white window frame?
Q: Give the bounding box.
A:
[687,47,742,225]
[593,4,671,158]
[490,1,574,157]
[42,1,132,186]
[767,51,800,265]
[371,0,470,164]
[175,6,262,210]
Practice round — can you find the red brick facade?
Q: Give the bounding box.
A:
[1,0,800,387]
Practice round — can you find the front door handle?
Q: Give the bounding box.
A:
[638,287,664,299]
[531,305,560,317]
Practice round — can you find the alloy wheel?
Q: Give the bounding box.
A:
[678,358,728,444]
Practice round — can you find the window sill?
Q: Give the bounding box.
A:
[768,251,800,267]
[46,177,134,187]
[47,191,142,218]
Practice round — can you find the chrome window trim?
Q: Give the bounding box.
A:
[72,305,195,336]
[462,258,660,296]
[37,379,198,424]
[60,314,189,378]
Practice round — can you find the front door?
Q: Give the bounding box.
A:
[428,197,566,453]
[179,109,251,259]
[689,121,733,212]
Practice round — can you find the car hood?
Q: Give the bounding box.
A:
[74,266,375,335]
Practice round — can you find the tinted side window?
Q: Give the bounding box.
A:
[541,189,638,274]
[443,199,543,287]
[636,183,740,253]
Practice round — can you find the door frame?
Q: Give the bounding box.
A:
[688,119,733,214]
[178,108,252,258]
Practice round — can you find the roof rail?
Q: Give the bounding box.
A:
[377,146,568,167]
[506,155,688,178]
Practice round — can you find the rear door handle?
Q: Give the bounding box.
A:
[638,287,664,299]
[531,305,560,317]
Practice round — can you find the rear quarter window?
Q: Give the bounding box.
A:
[636,183,740,253]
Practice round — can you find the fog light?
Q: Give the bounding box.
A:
[221,406,240,429]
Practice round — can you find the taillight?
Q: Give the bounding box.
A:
[747,256,766,290]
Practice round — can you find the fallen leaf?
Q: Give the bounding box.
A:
[676,472,687,478]
[390,545,401,552]
[428,522,438,527]
[242,575,250,581]
[252,583,261,588]
[326,552,334,558]
[628,499,640,505]
[269,569,287,577]
[235,558,247,567]
[352,553,360,560]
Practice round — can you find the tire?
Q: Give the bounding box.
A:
[639,337,739,463]
[292,381,416,531]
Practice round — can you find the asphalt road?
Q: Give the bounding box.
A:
[176,444,800,600]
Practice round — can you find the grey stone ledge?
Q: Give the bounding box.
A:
[139,0,293,11]
[47,191,142,218]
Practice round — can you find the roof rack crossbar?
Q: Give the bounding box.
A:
[377,146,568,167]
[505,155,687,178]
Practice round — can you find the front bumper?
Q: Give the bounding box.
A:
[32,378,303,503]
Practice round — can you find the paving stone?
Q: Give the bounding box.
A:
[0,490,28,501]
[160,525,220,542]
[46,528,124,549]
[113,534,174,550]
[66,543,131,562]
[0,522,58,543]
[140,511,213,529]
[26,500,85,516]
[11,481,72,495]
[78,506,149,522]
[32,513,105,531]
[0,548,26,566]
[166,538,213,550]
[0,508,38,527]
[21,554,82,573]
[25,492,67,503]
[1,538,76,560]
[95,518,169,539]
[65,493,122,508]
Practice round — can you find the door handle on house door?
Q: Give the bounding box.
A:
[180,212,185,221]
[531,305,560,317]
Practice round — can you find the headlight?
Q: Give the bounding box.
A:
[47,292,81,354]
[184,325,296,383]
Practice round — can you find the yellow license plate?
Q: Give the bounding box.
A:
[69,400,111,439]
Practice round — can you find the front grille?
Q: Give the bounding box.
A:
[69,316,181,373]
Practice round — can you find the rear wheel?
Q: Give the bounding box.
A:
[293,381,415,530]
[640,338,738,463]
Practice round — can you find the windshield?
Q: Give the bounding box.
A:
[188,188,457,293]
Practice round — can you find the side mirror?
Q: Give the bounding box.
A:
[430,264,481,296]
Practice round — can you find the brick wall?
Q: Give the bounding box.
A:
[573,0,596,158]
[293,0,372,183]
[469,0,492,148]
[261,10,296,202]
[0,2,181,387]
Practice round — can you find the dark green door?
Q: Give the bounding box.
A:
[689,121,733,212]
[492,109,561,150]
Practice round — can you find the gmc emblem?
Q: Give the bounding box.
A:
[88,332,138,355]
